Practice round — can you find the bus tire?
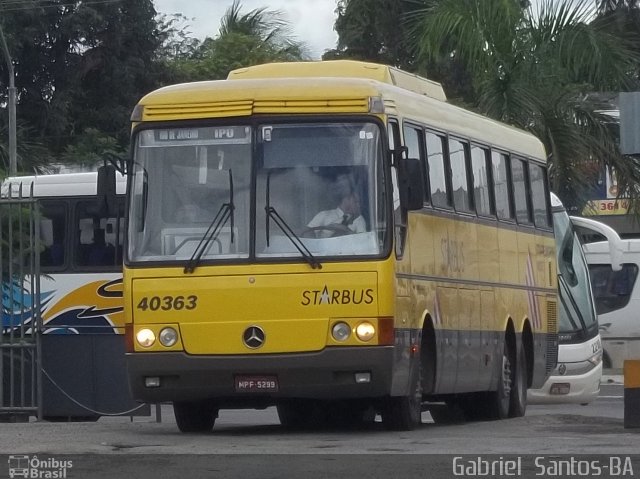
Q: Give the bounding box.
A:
[277,400,308,430]
[381,360,423,431]
[508,343,527,418]
[173,400,217,433]
[429,402,466,424]
[486,340,512,420]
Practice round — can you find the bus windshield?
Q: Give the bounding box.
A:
[128,121,389,263]
[553,207,598,339]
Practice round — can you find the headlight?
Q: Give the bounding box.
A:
[355,322,376,341]
[588,350,603,367]
[136,328,156,348]
[332,322,351,341]
[159,327,178,347]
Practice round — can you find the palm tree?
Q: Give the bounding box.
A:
[170,1,309,82]
[0,120,53,177]
[408,0,640,211]
[217,0,308,61]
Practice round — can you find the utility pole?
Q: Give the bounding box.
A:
[0,22,16,175]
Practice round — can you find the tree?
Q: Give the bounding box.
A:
[325,0,414,67]
[167,0,309,82]
[0,119,53,176]
[409,0,640,211]
[327,0,477,103]
[0,0,170,168]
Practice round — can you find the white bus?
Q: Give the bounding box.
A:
[529,194,622,405]
[1,172,141,419]
[585,238,640,371]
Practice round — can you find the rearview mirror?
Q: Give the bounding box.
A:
[397,158,425,211]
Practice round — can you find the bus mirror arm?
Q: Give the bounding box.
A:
[570,216,624,271]
[97,164,118,216]
[397,157,424,211]
[390,146,408,167]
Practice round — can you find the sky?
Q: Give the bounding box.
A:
[153,0,340,60]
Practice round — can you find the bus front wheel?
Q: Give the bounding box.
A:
[381,361,423,431]
[173,400,218,433]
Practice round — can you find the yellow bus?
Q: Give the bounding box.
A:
[118,60,558,432]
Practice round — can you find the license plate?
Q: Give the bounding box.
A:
[234,375,279,393]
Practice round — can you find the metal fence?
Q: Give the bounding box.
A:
[1,185,41,420]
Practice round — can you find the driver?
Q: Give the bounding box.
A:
[306,174,366,238]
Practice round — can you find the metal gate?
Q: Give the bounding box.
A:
[1,185,41,420]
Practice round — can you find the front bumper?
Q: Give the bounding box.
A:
[127,346,394,405]
[528,362,602,405]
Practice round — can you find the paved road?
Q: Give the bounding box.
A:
[1,377,636,479]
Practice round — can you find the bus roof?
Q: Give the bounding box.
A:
[1,171,126,198]
[228,60,448,101]
[134,60,546,162]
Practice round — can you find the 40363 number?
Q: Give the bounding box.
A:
[136,295,198,311]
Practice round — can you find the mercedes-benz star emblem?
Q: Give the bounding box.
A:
[243,326,266,349]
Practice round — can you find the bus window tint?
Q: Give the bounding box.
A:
[255,121,387,258]
[403,125,427,203]
[40,201,66,269]
[426,132,448,208]
[491,151,511,220]
[75,200,124,268]
[449,139,471,212]
[471,146,491,216]
[403,125,421,159]
[589,264,639,315]
[129,126,252,261]
[530,164,550,228]
[511,158,532,224]
[553,208,598,334]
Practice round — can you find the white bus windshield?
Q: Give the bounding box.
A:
[553,208,598,338]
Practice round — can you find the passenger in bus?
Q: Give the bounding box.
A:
[43,221,65,267]
[87,228,114,266]
[305,174,366,238]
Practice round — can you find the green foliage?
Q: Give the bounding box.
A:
[0,0,172,166]
[326,0,413,67]
[0,119,53,176]
[60,128,125,168]
[328,0,476,103]
[166,0,308,82]
[409,0,640,211]
[0,0,309,171]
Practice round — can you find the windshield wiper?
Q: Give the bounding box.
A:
[184,171,235,274]
[266,206,322,270]
[183,203,234,274]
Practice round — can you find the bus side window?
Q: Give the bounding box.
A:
[39,201,66,269]
[75,200,123,269]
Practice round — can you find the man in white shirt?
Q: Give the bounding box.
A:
[306,175,366,238]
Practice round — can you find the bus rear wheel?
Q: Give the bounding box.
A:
[173,400,218,433]
[488,341,513,419]
[508,344,527,417]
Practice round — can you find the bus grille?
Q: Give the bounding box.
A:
[545,300,558,374]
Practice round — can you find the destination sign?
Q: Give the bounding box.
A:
[141,126,251,146]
